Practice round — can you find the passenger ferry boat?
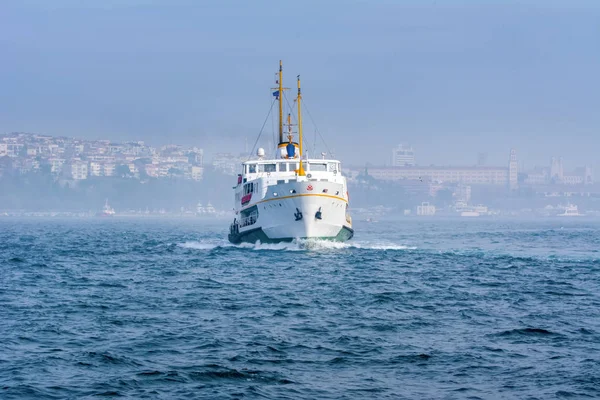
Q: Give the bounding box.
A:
[557,204,584,217]
[97,199,115,217]
[228,61,353,244]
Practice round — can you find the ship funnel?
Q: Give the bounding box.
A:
[286,143,295,158]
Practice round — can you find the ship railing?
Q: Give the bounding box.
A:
[240,214,258,228]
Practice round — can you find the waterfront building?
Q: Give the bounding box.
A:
[392,144,415,167]
[417,202,436,216]
[367,165,509,185]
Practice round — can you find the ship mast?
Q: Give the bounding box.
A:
[297,75,305,176]
[278,60,284,144]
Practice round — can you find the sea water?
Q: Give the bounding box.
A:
[1,217,599,399]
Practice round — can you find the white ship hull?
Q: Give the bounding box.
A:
[229,180,353,243]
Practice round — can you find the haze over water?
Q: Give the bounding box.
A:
[2,218,599,399]
[2,0,599,167]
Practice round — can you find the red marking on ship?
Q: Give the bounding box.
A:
[241,193,252,205]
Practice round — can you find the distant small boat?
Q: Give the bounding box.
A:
[557,204,584,217]
[97,199,115,217]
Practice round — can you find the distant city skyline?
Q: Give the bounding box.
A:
[1,0,599,168]
[1,131,594,178]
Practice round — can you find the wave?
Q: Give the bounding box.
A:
[493,328,560,337]
[178,241,232,250]
[178,238,416,252]
[352,242,417,251]
[423,247,600,264]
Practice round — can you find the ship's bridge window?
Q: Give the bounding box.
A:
[247,164,257,174]
[309,163,327,172]
[328,162,338,173]
[259,163,276,173]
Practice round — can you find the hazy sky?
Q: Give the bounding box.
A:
[1,0,599,169]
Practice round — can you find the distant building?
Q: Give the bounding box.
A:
[454,185,472,203]
[584,166,593,185]
[417,202,436,216]
[366,148,520,188]
[509,148,518,190]
[145,164,159,177]
[127,163,139,178]
[526,158,593,186]
[212,153,244,176]
[48,158,66,174]
[191,166,204,181]
[89,161,103,177]
[189,148,204,166]
[477,152,487,167]
[392,144,415,167]
[524,168,548,185]
[550,157,564,182]
[366,166,509,185]
[71,161,88,180]
[2,143,24,157]
[103,163,116,177]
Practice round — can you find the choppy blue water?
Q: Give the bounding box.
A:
[1,217,600,399]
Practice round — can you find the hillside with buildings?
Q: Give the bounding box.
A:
[0,132,246,213]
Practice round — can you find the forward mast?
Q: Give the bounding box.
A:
[273,61,305,176]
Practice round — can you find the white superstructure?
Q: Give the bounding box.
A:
[229,156,352,243]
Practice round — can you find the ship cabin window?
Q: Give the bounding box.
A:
[284,163,295,172]
[309,163,327,172]
[328,162,338,173]
[247,164,257,174]
[243,182,255,195]
[259,163,276,173]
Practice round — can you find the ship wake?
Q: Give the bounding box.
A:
[178,239,416,252]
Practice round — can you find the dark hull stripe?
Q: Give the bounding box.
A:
[228,226,354,244]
